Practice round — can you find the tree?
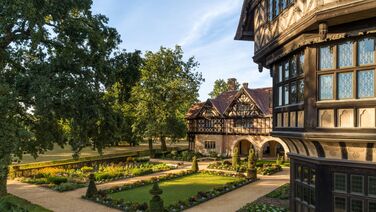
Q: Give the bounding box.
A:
[106,50,143,146]
[132,46,204,151]
[0,0,123,196]
[208,79,240,98]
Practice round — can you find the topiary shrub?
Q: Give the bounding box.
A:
[86,173,98,198]
[246,148,257,179]
[149,182,164,212]
[191,156,199,172]
[232,147,239,170]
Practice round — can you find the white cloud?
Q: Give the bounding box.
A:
[179,0,242,47]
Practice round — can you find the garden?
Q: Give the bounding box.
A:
[238,183,290,212]
[86,170,256,211]
[17,158,173,192]
[207,158,286,175]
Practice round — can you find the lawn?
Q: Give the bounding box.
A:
[109,172,239,206]
[19,142,188,164]
[0,194,51,212]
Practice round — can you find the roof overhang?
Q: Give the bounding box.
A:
[234,0,255,41]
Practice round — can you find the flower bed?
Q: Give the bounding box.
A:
[85,170,256,211]
[207,160,283,175]
[20,160,173,192]
[154,150,204,161]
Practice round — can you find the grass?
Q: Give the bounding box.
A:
[109,173,239,206]
[18,143,188,164]
[0,194,52,212]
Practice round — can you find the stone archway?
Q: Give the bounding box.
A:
[260,138,289,160]
[232,138,257,157]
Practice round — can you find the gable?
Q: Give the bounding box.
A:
[197,101,220,118]
[225,91,263,117]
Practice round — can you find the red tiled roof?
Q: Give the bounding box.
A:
[185,87,272,119]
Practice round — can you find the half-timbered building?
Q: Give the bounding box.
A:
[236,0,376,211]
[186,79,289,159]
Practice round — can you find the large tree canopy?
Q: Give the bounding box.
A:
[0,0,124,196]
[208,79,240,98]
[132,46,204,151]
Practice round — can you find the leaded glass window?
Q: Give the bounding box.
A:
[274,0,279,17]
[338,72,353,99]
[278,65,283,82]
[334,173,347,192]
[281,0,287,9]
[284,61,289,80]
[320,46,334,70]
[351,175,364,194]
[291,55,297,77]
[269,0,273,21]
[338,41,354,68]
[284,85,289,105]
[278,86,283,106]
[298,52,304,75]
[358,38,374,65]
[351,199,363,212]
[358,70,374,98]
[290,82,297,104]
[298,80,304,102]
[370,202,376,212]
[334,197,346,212]
[369,177,376,196]
[320,75,333,100]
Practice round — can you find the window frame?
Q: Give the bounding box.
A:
[317,37,376,102]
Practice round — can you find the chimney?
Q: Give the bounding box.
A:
[227,78,237,91]
[242,82,248,89]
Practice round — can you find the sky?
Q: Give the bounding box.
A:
[92,0,272,101]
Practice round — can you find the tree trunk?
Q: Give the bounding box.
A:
[148,138,154,157]
[160,136,167,151]
[0,154,11,197]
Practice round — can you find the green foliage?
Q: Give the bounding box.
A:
[131,46,204,151]
[149,183,164,212]
[86,174,98,198]
[265,183,290,200]
[232,148,239,170]
[0,0,130,196]
[0,194,51,212]
[238,203,288,212]
[191,156,199,172]
[80,166,94,173]
[47,176,68,185]
[209,79,240,98]
[247,149,257,179]
[53,182,85,192]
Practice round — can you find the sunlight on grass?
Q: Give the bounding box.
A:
[109,173,239,206]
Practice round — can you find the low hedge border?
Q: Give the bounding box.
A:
[21,163,174,192]
[84,170,256,212]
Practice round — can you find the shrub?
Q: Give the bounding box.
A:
[209,151,218,158]
[237,203,288,212]
[53,182,85,192]
[80,166,93,173]
[47,176,68,185]
[33,167,65,178]
[232,147,239,170]
[86,174,98,198]
[22,178,48,185]
[191,156,199,172]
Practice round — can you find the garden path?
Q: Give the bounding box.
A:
[7,162,210,212]
[184,168,290,212]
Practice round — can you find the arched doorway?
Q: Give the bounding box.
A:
[236,140,254,156]
[261,140,289,160]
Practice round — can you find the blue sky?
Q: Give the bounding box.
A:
[92,0,272,101]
